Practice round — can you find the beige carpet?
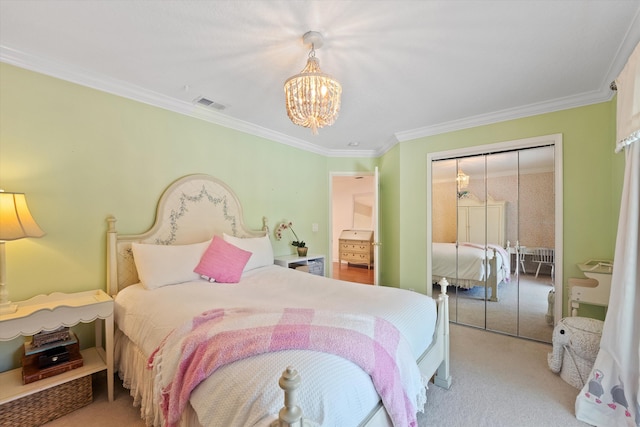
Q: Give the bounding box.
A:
[439,272,555,343]
[44,324,587,427]
[417,324,588,427]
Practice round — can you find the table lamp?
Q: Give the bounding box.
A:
[0,190,45,314]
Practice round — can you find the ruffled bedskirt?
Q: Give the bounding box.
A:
[115,329,200,427]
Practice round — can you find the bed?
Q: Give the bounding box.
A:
[431,242,510,302]
[106,173,451,427]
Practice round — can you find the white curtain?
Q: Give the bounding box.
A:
[575,41,640,427]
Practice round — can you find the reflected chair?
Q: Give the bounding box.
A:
[519,250,527,274]
[533,248,555,278]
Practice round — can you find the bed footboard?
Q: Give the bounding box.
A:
[272,283,451,427]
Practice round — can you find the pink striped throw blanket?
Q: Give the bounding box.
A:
[148,307,426,427]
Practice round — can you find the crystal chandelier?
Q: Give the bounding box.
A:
[456,169,469,191]
[284,31,342,135]
[456,169,470,198]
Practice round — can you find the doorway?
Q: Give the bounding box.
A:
[330,173,378,284]
[427,134,563,343]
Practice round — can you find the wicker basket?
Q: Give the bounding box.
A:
[0,375,92,427]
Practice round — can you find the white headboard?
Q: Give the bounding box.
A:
[106,174,267,296]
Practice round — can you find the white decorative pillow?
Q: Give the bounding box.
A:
[222,233,274,272]
[131,240,210,290]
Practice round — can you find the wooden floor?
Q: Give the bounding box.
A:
[331,262,374,285]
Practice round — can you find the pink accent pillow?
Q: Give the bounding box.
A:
[194,236,252,283]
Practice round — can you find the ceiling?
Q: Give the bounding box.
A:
[1,1,639,157]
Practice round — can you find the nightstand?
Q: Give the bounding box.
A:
[0,290,114,405]
[274,254,325,276]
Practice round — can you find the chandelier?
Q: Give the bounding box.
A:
[456,169,469,191]
[284,31,342,135]
[456,169,470,198]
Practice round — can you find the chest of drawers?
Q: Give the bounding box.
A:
[339,230,374,269]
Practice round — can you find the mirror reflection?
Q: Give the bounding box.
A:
[432,146,555,343]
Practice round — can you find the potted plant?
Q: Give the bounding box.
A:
[292,239,307,257]
[275,221,307,256]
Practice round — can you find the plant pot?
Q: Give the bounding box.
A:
[297,247,308,257]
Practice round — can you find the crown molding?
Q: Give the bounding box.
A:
[395,88,614,142]
[1,43,622,158]
[326,148,381,158]
[0,45,349,157]
[396,13,640,144]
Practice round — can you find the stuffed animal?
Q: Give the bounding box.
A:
[548,316,604,389]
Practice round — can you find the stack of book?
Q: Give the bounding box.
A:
[21,327,83,384]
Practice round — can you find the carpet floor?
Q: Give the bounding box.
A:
[44,324,588,427]
[417,324,589,427]
[438,272,555,343]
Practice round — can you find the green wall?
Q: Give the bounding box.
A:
[0,63,374,370]
[387,103,621,322]
[0,62,622,371]
[377,144,402,287]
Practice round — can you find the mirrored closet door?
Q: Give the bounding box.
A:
[431,145,555,342]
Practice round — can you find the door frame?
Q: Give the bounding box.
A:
[426,133,563,324]
[329,171,380,282]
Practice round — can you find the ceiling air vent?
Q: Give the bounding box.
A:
[194,96,226,111]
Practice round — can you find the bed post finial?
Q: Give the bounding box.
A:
[438,277,448,296]
[271,366,319,427]
[263,216,269,234]
[107,215,117,232]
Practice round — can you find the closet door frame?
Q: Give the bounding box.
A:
[426,133,563,325]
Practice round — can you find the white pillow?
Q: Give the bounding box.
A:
[222,233,274,272]
[131,240,210,290]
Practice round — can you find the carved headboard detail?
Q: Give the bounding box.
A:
[106,174,267,295]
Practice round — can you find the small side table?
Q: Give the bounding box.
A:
[0,290,114,405]
[274,254,325,276]
[569,260,613,316]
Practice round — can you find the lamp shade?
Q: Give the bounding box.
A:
[0,191,45,241]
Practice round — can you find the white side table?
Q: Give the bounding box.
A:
[274,254,325,276]
[0,290,114,404]
[569,260,613,316]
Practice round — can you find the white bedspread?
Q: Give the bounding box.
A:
[432,242,492,285]
[432,242,511,287]
[115,265,437,427]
